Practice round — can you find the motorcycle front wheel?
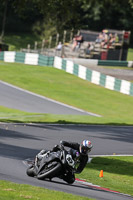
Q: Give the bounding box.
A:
[26,165,35,177]
[37,161,62,180]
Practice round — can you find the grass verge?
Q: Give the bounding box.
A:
[0,180,93,200]
[77,156,133,196]
[127,48,133,61]
[0,61,133,125]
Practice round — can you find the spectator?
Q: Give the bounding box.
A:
[85,42,94,54]
[56,41,62,51]
[115,33,119,43]
[72,34,83,51]
[95,32,104,43]
[76,34,83,48]
[108,34,118,46]
[101,30,108,48]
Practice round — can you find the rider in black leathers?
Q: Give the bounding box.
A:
[37,140,93,183]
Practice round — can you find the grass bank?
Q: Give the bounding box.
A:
[0,61,133,125]
[127,48,133,61]
[77,156,133,196]
[0,180,92,200]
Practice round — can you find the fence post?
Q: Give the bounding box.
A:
[77,30,80,36]
[56,33,59,47]
[70,29,73,43]
[49,36,52,49]
[41,39,45,52]
[34,41,38,50]
[27,44,30,53]
[63,30,67,44]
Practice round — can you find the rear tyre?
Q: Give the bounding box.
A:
[63,172,75,184]
[37,161,62,180]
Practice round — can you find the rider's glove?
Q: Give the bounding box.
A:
[59,141,63,148]
[52,145,60,152]
[60,141,63,145]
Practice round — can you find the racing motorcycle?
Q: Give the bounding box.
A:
[26,145,80,184]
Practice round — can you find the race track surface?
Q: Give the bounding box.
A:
[0,123,133,200]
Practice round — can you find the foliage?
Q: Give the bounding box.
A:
[80,0,133,31]
[32,20,57,40]
[4,33,40,50]
[0,0,133,44]
[129,0,133,8]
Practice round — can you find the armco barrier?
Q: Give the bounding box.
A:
[0,51,133,96]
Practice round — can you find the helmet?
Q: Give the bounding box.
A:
[80,140,92,154]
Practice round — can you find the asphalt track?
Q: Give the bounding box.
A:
[0,123,133,200]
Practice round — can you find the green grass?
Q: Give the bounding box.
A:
[0,180,93,200]
[127,48,133,61]
[0,61,133,125]
[77,156,133,196]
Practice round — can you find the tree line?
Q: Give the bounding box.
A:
[0,0,133,45]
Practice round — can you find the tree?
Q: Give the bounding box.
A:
[0,0,133,44]
[80,0,133,31]
[0,0,8,42]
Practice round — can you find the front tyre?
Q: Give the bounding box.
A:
[37,161,62,180]
[26,165,35,177]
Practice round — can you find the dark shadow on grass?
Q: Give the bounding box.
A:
[87,157,133,177]
[1,119,133,126]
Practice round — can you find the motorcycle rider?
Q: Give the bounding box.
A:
[36,140,93,183]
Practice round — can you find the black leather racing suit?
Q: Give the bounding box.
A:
[60,141,89,183]
[61,141,88,174]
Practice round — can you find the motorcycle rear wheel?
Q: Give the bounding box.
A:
[37,161,62,180]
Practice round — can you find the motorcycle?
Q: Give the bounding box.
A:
[26,145,79,184]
